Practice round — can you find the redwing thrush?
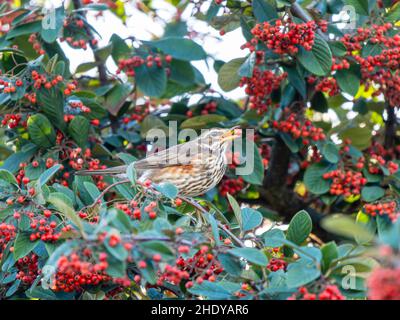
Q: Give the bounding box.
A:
[76,127,242,196]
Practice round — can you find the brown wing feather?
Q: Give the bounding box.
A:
[134,140,201,170]
[75,140,202,176]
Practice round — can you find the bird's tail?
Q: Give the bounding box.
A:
[75,165,127,176]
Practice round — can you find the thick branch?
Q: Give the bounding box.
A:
[72,0,108,85]
[384,103,397,150]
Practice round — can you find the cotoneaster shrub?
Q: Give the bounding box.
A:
[0,0,399,300]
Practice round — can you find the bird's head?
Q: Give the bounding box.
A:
[198,126,242,152]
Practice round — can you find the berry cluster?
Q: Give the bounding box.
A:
[0,223,16,260]
[159,246,223,288]
[16,253,40,285]
[0,78,17,94]
[201,101,217,115]
[61,18,98,50]
[272,111,326,145]
[250,19,320,55]
[122,102,151,124]
[54,252,111,293]
[1,113,25,129]
[226,151,241,169]
[63,148,108,190]
[260,143,271,168]
[289,285,345,300]
[116,200,158,220]
[267,258,287,272]
[219,176,244,197]
[308,76,340,96]
[239,67,287,115]
[117,54,172,77]
[28,209,62,242]
[323,169,367,197]
[31,70,65,91]
[367,267,400,300]
[28,33,45,55]
[341,23,400,106]
[66,100,91,114]
[364,201,399,222]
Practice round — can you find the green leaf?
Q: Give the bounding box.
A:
[335,66,360,96]
[48,192,84,235]
[140,241,174,258]
[321,241,338,273]
[104,83,133,116]
[155,182,179,199]
[95,43,113,61]
[205,213,221,246]
[227,193,242,226]
[280,132,300,153]
[297,35,332,76]
[322,142,340,163]
[286,210,312,245]
[0,169,18,185]
[339,126,372,150]
[126,162,136,184]
[343,0,369,15]
[36,88,65,130]
[229,247,268,266]
[311,91,328,113]
[241,208,263,232]
[1,145,37,174]
[135,65,167,97]
[164,21,188,37]
[286,259,321,288]
[321,214,374,243]
[355,211,376,244]
[217,58,246,92]
[104,236,128,261]
[41,6,65,43]
[304,162,333,195]
[385,3,400,22]
[39,164,61,187]
[169,59,195,86]
[284,64,306,98]
[140,115,168,137]
[181,114,227,129]
[75,62,99,73]
[329,41,347,57]
[13,233,39,260]
[6,21,41,40]
[238,140,264,186]
[218,253,242,276]
[68,115,90,148]
[27,114,56,148]
[147,37,207,61]
[252,0,278,22]
[83,182,101,202]
[263,228,286,247]
[238,53,255,78]
[361,186,385,202]
[110,34,131,62]
[189,281,233,299]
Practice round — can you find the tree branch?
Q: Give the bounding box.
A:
[72,0,108,85]
[384,103,397,150]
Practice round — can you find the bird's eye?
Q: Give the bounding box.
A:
[210,131,220,137]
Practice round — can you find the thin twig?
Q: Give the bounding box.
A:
[85,179,130,210]
[180,196,246,248]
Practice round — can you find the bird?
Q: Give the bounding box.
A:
[76,127,242,197]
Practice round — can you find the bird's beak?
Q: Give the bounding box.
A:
[221,126,242,142]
